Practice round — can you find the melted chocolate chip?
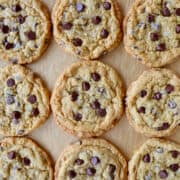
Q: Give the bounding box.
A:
[150,32,159,41]
[169,164,179,172]
[71,91,79,101]
[100,29,109,38]
[170,150,179,158]
[12,118,19,125]
[168,100,177,109]
[82,81,90,91]
[175,8,180,16]
[109,164,116,178]
[17,15,26,24]
[156,43,166,51]
[31,108,39,117]
[6,95,15,105]
[91,100,101,109]
[72,38,83,46]
[12,111,21,120]
[28,95,37,104]
[143,154,150,163]
[25,31,36,40]
[153,92,162,100]
[86,167,96,176]
[176,24,180,33]
[91,156,100,165]
[76,3,85,12]
[3,39,14,50]
[157,123,170,131]
[7,151,16,159]
[140,90,147,97]
[138,106,146,114]
[103,2,111,10]
[74,159,84,165]
[92,16,102,25]
[12,4,22,12]
[161,7,171,17]
[91,72,101,81]
[67,170,77,178]
[159,170,168,179]
[61,22,73,30]
[96,108,106,117]
[22,157,31,166]
[165,84,174,94]
[73,112,82,121]
[147,14,155,23]
[1,25,9,34]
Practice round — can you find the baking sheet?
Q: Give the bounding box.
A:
[0,0,179,164]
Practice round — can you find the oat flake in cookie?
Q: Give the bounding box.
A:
[124,0,180,67]
[0,137,53,179]
[0,65,50,136]
[126,69,180,137]
[0,0,51,64]
[52,0,122,60]
[51,61,124,137]
[55,138,127,180]
[129,138,180,180]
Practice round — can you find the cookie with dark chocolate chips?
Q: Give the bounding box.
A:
[126,68,180,137]
[51,61,124,137]
[129,138,180,180]
[52,0,122,60]
[55,138,127,180]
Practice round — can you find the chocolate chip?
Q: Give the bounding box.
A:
[82,81,90,91]
[25,31,36,40]
[76,3,85,12]
[156,43,166,51]
[143,154,150,163]
[161,7,171,17]
[153,92,162,100]
[71,91,79,101]
[60,22,73,30]
[100,29,109,38]
[7,151,16,159]
[140,90,147,97]
[165,84,174,94]
[96,108,106,117]
[73,112,82,121]
[91,156,100,165]
[169,164,179,172]
[67,170,77,178]
[3,39,14,50]
[28,95,37,104]
[12,111,21,120]
[72,38,83,46]
[92,16,102,25]
[91,100,101,109]
[6,95,15,105]
[22,157,31,166]
[91,73,101,81]
[175,8,180,16]
[159,170,168,179]
[170,150,179,158]
[1,25,9,34]
[103,2,111,10]
[138,106,146,114]
[168,100,177,109]
[109,164,116,178]
[74,159,84,165]
[12,4,22,12]
[157,123,170,131]
[31,108,39,117]
[176,24,180,33]
[17,15,26,24]
[147,14,155,23]
[86,167,96,176]
[150,32,159,41]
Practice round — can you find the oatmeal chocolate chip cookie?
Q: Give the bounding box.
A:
[0,0,51,64]
[129,138,180,180]
[51,61,124,137]
[0,137,53,179]
[0,65,50,136]
[52,0,122,60]
[124,0,180,67]
[126,68,180,137]
[55,138,127,180]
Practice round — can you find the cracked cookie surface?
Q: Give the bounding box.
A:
[0,137,53,180]
[126,69,180,137]
[55,138,127,180]
[0,65,50,136]
[124,0,180,67]
[0,0,51,64]
[51,61,124,137]
[129,138,180,180]
[52,0,122,60]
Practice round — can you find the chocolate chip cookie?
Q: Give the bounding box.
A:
[55,138,127,180]
[52,0,122,60]
[51,61,124,137]
[129,138,180,180]
[124,0,180,67]
[0,137,53,179]
[126,68,180,137]
[0,65,50,136]
[0,0,51,64]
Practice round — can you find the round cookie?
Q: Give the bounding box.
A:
[51,61,124,137]
[0,137,53,179]
[0,64,50,136]
[52,0,122,60]
[124,0,180,67]
[129,138,180,180]
[55,138,127,180]
[126,68,180,137]
[0,0,51,64]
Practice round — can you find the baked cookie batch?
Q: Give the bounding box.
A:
[0,0,179,179]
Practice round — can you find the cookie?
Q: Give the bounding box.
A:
[124,0,180,67]
[55,138,127,180]
[51,61,124,137]
[0,137,53,179]
[52,0,122,60]
[0,0,51,64]
[129,138,180,180]
[0,64,50,136]
[126,68,180,137]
